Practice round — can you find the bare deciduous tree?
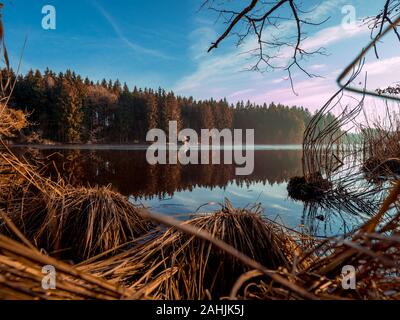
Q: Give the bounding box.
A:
[202,0,329,90]
[204,0,400,90]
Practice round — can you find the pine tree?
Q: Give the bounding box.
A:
[145,92,158,132]
[56,77,83,143]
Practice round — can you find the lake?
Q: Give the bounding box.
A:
[11,145,366,237]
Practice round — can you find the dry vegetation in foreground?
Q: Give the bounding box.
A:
[81,207,306,300]
[0,154,153,263]
[0,7,400,301]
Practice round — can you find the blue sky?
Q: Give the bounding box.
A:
[4,0,399,111]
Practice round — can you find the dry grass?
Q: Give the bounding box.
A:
[0,104,27,138]
[0,145,153,262]
[237,182,400,300]
[5,186,153,262]
[0,233,135,300]
[1,184,153,264]
[81,205,305,300]
[361,120,400,182]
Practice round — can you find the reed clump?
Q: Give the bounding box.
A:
[287,172,332,202]
[240,229,400,300]
[0,148,153,263]
[12,186,153,262]
[362,157,400,181]
[83,205,303,300]
[359,112,400,182]
[361,130,400,181]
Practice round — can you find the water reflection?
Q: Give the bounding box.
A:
[12,146,365,237]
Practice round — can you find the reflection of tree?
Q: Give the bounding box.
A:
[28,149,303,200]
[238,150,303,186]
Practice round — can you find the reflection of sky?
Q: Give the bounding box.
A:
[132,180,365,238]
[14,145,368,237]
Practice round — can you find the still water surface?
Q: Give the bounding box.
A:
[13,145,365,237]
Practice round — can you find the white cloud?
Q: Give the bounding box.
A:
[270,204,291,212]
[310,64,327,70]
[271,78,286,84]
[252,75,339,108]
[304,0,348,20]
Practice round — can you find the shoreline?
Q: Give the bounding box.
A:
[7,143,304,151]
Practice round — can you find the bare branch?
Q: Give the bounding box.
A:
[202,0,329,90]
[364,0,400,58]
[207,0,259,52]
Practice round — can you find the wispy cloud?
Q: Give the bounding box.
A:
[310,64,327,71]
[352,56,400,90]
[92,0,171,59]
[362,56,400,77]
[271,78,286,84]
[254,75,338,108]
[189,26,217,60]
[301,21,368,52]
[304,0,347,20]
[228,89,256,99]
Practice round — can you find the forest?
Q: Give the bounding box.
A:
[4,68,334,144]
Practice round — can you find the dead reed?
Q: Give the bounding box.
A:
[360,113,400,182]
[0,104,27,139]
[6,186,153,262]
[0,146,153,262]
[291,64,390,221]
[81,204,305,300]
[235,181,400,300]
[0,233,135,300]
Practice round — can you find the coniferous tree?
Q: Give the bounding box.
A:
[55,75,83,143]
[7,68,333,145]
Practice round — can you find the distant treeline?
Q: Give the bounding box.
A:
[6,68,335,144]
